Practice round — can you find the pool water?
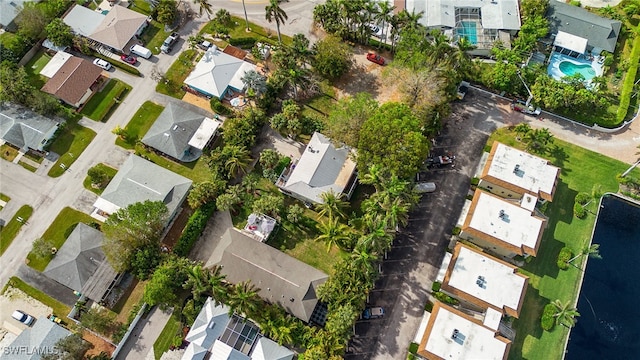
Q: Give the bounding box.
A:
[565,195,640,359]
[559,61,597,80]
[456,21,477,45]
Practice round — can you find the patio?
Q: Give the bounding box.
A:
[547,51,604,87]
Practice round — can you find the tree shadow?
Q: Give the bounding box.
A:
[548,144,569,174]
[508,285,549,360]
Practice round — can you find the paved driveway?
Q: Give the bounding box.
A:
[345,89,506,359]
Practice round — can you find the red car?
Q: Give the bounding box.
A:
[120,54,137,65]
[366,52,385,65]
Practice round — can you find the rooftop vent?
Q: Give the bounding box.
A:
[514,164,520,173]
[451,329,459,339]
[499,209,505,218]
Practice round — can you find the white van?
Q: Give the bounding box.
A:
[130,44,152,59]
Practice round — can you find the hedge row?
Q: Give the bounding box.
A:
[229,37,258,49]
[616,23,640,123]
[93,53,141,76]
[541,303,556,331]
[173,202,216,256]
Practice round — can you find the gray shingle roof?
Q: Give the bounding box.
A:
[0,102,61,152]
[141,103,206,161]
[214,229,328,323]
[89,5,148,52]
[0,319,72,360]
[62,4,105,37]
[547,0,621,53]
[43,223,116,302]
[98,154,192,217]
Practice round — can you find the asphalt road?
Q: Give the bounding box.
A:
[345,89,507,359]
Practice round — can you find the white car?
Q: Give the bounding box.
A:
[414,182,437,193]
[12,310,35,326]
[368,24,384,38]
[93,58,112,71]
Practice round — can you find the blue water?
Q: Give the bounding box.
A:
[456,21,477,45]
[559,61,597,80]
[565,195,640,359]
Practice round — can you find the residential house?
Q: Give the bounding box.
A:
[210,228,329,324]
[91,154,192,222]
[547,0,621,56]
[43,223,119,303]
[62,4,148,53]
[0,319,72,360]
[184,45,257,99]
[39,52,72,78]
[0,0,41,31]
[405,0,521,53]
[141,102,221,162]
[277,132,358,205]
[459,190,546,258]
[439,243,528,322]
[417,301,511,360]
[182,297,294,360]
[479,142,559,202]
[0,102,61,153]
[41,56,104,108]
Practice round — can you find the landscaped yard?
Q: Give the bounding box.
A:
[153,312,182,360]
[3,276,71,318]
[0,144,19,162]
[133,145,212,183]
[200,16,294,47]
[23,49,51,88]
[83,163,118,195]
[486,128,640,360]
[115,101,164,149]
[0,205,33,255]
[113,279,146,324]
[26,207,98,271]
[81,79,131,122]
[140,20,170,55]
[47,121,97,177]
[156,50,198,98]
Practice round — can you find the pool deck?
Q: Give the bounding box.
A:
[547,52,603,85]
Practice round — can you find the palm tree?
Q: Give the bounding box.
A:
[552,299,580,328]
[376,1,395,45]
[184,264,211,301]
[265,0,288,44]
[228,281,262,318]
[351,245,378,279]
[193,0,213,19]
[514,122,532,139]
[359,164,387,192]
[315,216,351,252]
[241,70,267,97]
[241,0,250,31]
[317,190,349,219]
[358,219,393,254]
[208,265,229,306]
[568,243,602,264]
[224,145,252,177]
[382,196,410,230]
[525,128,554,153]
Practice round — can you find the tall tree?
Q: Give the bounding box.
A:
[184,264,211,301]
[45,18,73,47]
[552,299,580,328]
[208,264,230,306]
[144,256,192,309]
[241,70,268,98]
[193,0,213,19]
[228,281,262,318]
[568,243,601,264]
[376,1,396,44]
[311,35,354,80]
[265,0,288,44]
[102,201,168,272]
[242,0,250,31]
[223,145,252,178]
[317,190,349,220]
[315,216,351,252]
[156,0,178,25]
[324,92,379,148]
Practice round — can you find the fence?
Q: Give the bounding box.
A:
[111,303,148,359]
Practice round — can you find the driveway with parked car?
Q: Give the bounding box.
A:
[0,287,52,335]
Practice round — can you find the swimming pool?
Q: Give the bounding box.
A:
[559,61,597,80]
[456,21,477,45]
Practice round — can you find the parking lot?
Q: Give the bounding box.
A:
[346,89,511,359]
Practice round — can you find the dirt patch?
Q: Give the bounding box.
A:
[83,329,115,358]
[163,207,195,250]
[0,287,52,335]
[182,92,213,113]
[334,46,403,103]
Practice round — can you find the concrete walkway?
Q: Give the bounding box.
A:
[116,307,173,360]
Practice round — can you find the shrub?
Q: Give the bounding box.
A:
[617,24,640,123]
[229,37,257,48]
[210,97,232,115]
[575,192,591,205]
[431,281,441,292]
[273,156,292,176]
[452,227,461,236]
[569,0,581,6]
[424,301,434,312]
[470,177,480,186]
[433,291,459,305]
[556,246,572,270]
[173,202,216,256]
[573,202,587,219]
[408,342,419,354]
[541,303,556,331]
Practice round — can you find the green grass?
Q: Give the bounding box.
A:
[23,49,51,88]
[201,16,293,47]
[3,277,71,318]
[488,128,640,360]
[18,161,37,172]
[26,207,98,271]
[81,79,131,122]
[47,122,97,177]
[0,193,10,202]
[113,280,146,323]
[0,144,19,162]
[132,144,213,183]
[153,313,182,360]
[156,50,198,98]
[302,80,337,118]
[115,101,164,150]
[616,22,640,123]
[83,163,118,195]
[0,205,33,255]
[140,20,169,55]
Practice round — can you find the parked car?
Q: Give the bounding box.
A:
[130,44,152,59]
[120,54,137,65]
[161,32,180,53]
[368,24,384,38]
[12,310,35,326]
[512,100,541,116]
[92,58,111,71]
[366,52,385,65]
[457,81,470,100]
[362,306,385,319]
[198,40,212,50]
[414,182,437,193]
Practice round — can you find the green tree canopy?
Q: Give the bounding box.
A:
[311,35,353,80]
[102,201,168,272]
[45,18,73,47]
[357,102,429,179]
[156,0,178,25]
[144,256,193,309]
[324,92,378,148]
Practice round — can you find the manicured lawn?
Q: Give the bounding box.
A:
[3,277,71,318]
[18,160,37,172]
[487,128,640,360]
[0,144,19,162]
[113,280,146,324]
[140,20,169,55]
[132,145,213,183]
[83,163,118,195]
[302,80,337,118]
[47,122,96,177]
[115,101,164,149]
[0,193,10,202]
[156,50,198,98]
[81,79,131,122]
[0,205,33,255]
[23,49,51,88]
[200,16,293,47]
[153,312,182,360]
[26,207,98,271]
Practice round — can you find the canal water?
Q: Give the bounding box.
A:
[565,194,640,359]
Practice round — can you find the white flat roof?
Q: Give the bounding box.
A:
[468,191,544,251]
[520,193,538,212]
[436,252,453,283]
[40,52,72,78]
[486,143,559,197]
[188,117,220,149]
[411,0,521,30]
[421,303,509,360]
[554,31,588,54]
[484,307,503,330]
[446,245,526,315]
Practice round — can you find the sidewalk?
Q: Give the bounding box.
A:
[116,306,173,360]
